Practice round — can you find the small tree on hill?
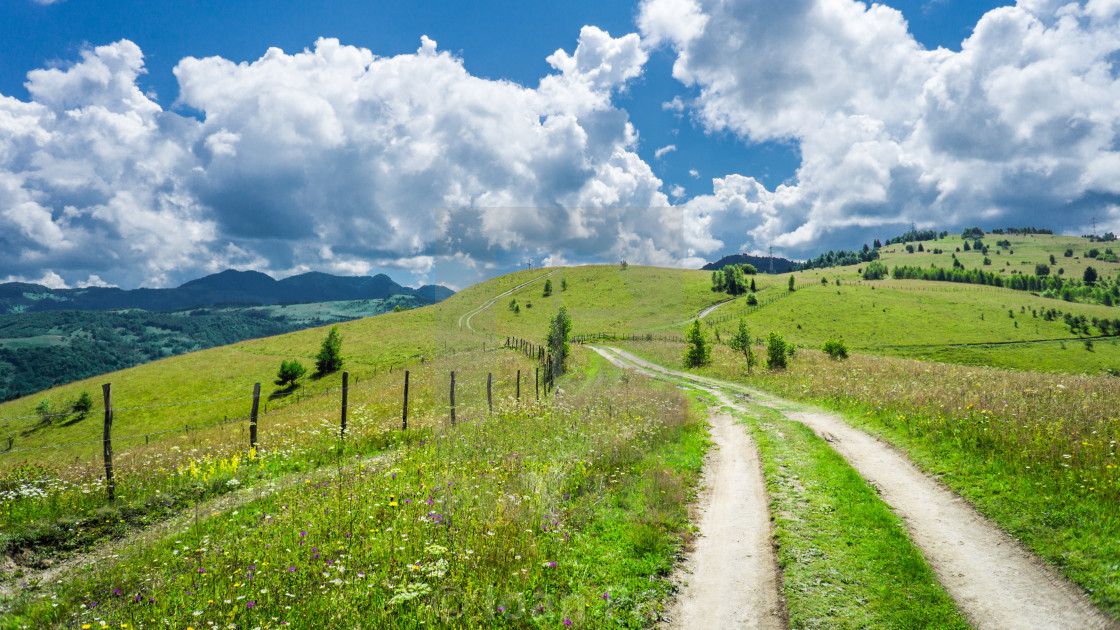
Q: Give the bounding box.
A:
[683,320,711,367]
[315,326,344,376]
[746,292,759,306]
[547,306,573,375]
[275,360,306,388]
[788,275,795,292]
[543,279,553,297]
[766,332,788,370]
[750,278,757,292]
[728,318,757,374]
[1084,266,1098,286]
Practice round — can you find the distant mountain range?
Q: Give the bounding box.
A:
[701,254,796,274]
[0,270,455,314]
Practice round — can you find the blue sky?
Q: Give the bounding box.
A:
[1,0,1117,290]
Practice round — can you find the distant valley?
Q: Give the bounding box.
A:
[0,270,454,401]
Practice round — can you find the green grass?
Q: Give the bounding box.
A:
[615,340,1120,618]
[1,347,707,630]
[732,403,969,629]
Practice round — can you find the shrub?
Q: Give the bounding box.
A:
[543,279,553,297]
[35,399,53,424]
[766,332,788,370]
[72,391,93,419]
[1064,248,1074,257]
[619,259,629,270]
[822,338,849,360]
[275,360,306,388]
[315,326,344,375]
[788,275,795,292]
[862,261,889,280]
[746,292,759,306]
[1035,264,1050,276]
[683,320,711,367]
[561,278,568,291]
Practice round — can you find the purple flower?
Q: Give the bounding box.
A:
[287,567,296,572]
[564,620,573,626]
[247,601,255,608]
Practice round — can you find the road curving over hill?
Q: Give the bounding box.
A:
[592,346,786,630]
[457,269,558,333]
[590,345,1119,630]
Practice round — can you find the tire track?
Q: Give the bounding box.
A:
[591,347,785,630]
[592,345,1118,630]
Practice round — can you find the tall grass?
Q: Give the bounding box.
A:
[2,349,707,629]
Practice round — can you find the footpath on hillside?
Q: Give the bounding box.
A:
[590,345,1119,630]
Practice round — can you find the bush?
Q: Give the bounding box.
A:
[822,338,849,360]
[862,261,889,280]
[543,279,553,297]
[788,275,795,292]
[683,320,711,367]
[746,292,759,306]
[72,391,93,416]
[275,360,306,388]
[315,326,344,376]
[35,400,53,424]
[1084,266,1098,286]
[766,332,788,370]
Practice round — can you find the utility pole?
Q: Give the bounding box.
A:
[768,245,774,273]
[1092,217,1097,237]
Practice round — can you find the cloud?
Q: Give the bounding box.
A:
[654,144,677,159]
[0,30,678,288]
[641,0,1120,255]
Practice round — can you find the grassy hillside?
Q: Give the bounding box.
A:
[0,266,721,463]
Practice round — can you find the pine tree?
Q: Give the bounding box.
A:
[683,320,711,367]
[315,326,344,375]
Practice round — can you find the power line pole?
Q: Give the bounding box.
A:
[768,245,774,273]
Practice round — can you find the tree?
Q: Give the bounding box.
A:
[746,292,759,306]
[561,278,568,291]
[315,326,344,375]
[275,360,306,388]
[766,332,788,370]
[619,259,629,270]
[543,279,553,297]
[788,275,796,292]
[711,270,725,292]
[741,263,758,275]
[1084,266,1098,286]
[547,306,573,375]
[728,318,757,374]
[683,320,711,367]
[1035,264,1050,276]
[750,278,757,292]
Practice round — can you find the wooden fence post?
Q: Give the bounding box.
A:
[402,370,410,430]
[250,382,260,449]
[102,383,115,505]
[535,367,539,400]
[450,371,456,425]
[487,373,493,414]
[340,371,349,439]
[516,369,520,400]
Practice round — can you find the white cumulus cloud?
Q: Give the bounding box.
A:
[643,0,1120,256]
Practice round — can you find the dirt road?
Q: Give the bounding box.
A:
[592,345,1118,630]
[593,347,785,629]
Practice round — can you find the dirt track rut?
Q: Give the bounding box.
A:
[593,345,1118,630]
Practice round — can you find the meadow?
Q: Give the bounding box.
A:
[2,345,708,629]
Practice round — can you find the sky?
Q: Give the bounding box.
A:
[1,0,1118,291]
